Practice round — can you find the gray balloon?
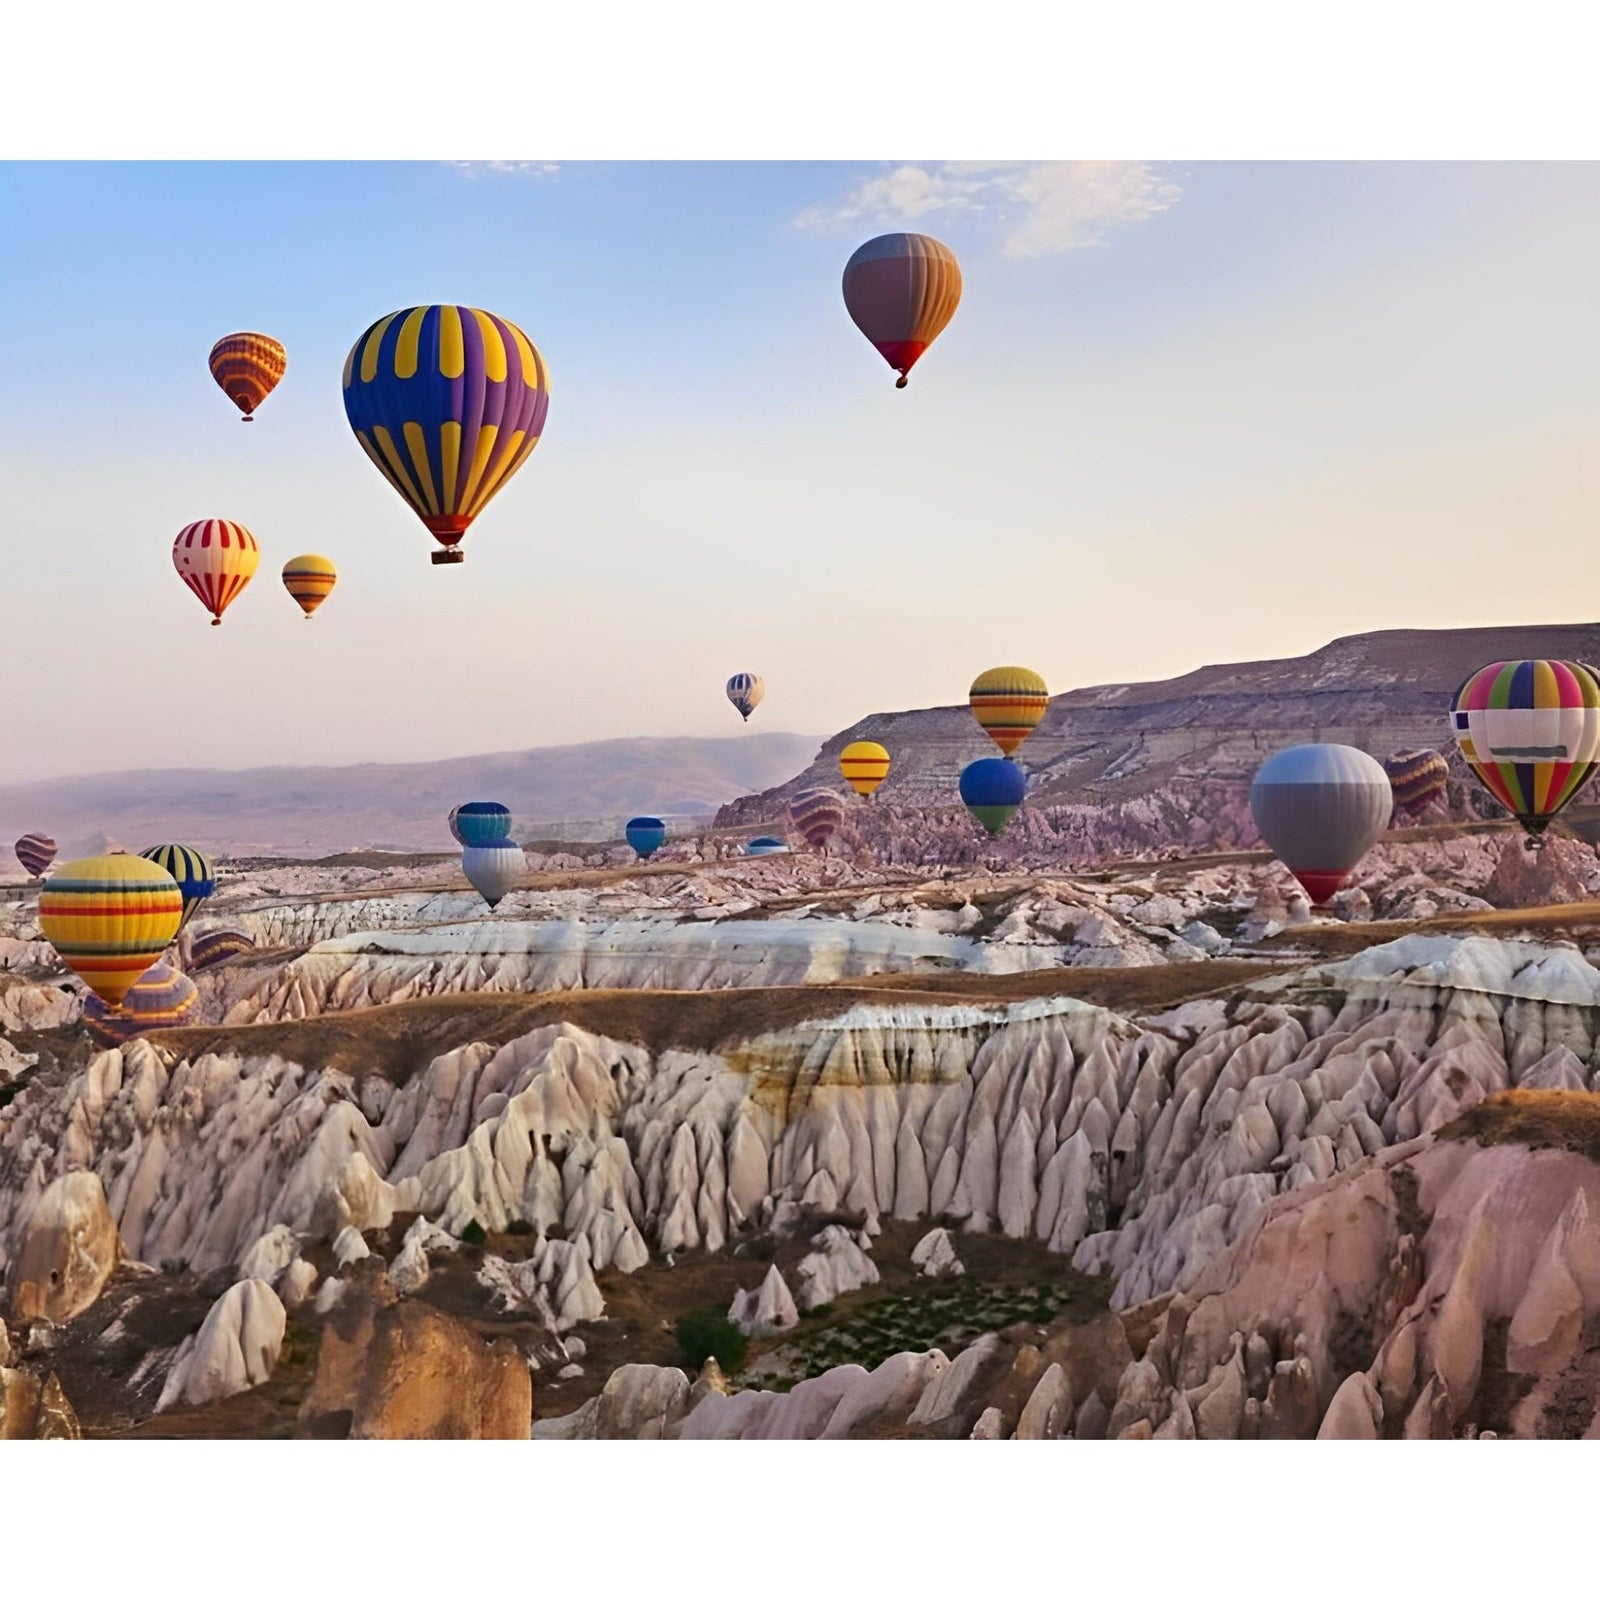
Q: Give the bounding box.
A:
[1249,743,1393,903]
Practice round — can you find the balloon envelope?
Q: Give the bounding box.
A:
[454,802,513,847]
[83,961,198,1048]
[840,741,891,797]
[1383,749,1450,818]
[746,836,789,856]
[1450,659,1600,836]
[625,817,667,859]
[187,927,255,973]
[462,841,524,908]
[209,332,286,421]
[15,833,55,880]
[282,553,337,619]
[1250,744,1392,904]
[960,758,1027,836]
[39,854,184,1008]
[842,233,962,387]
[727,673,764,721]
[138,845,216,932]
[789,790,845,851]
[970,667,1049,757]
[342,305,550,563]
[173,519,259,625]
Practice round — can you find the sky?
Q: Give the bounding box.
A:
[4,159,1600,783]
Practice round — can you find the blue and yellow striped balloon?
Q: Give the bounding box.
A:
[342,305,550,565]
[39,854,184,1008]
[139,844,216,931]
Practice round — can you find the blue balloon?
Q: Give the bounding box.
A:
[625,816,667,859]
[746,836,788,855]
[959,758,1027,837]
[455,801,513,847]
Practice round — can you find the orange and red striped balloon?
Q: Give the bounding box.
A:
[282,553,337,619]
[209,332,286,421]
[173,520,260,626]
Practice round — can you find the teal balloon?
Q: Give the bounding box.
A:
[625,817,666,859]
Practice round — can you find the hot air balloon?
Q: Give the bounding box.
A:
[789,790,845,851]
[342,305,550,565]
[187,927,255,973]
[138,845,216,932]
[454,802,513,847]
[746,836,788,856]
[1450,659,1600,839]
[462,840,524,909]
[625,817,667,859]
[209,332,286,422]
[83,961,199,1049]
[446,806,465,846]
[960,758,1027,837]
[970,667,1049,758]
[842,233,962,388]
[1384,749,1450,820]
[282,554,337,619]
[14,833,55,881]
[1249,744,1393,904]
[840,741,891,797]
[173,520,260,626]
[39,854,183,1009]
[727,674,765,722]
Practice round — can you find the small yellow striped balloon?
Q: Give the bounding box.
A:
[282,553,338,619]
[969,666,1049,757]
[39,854,184,1008]
[840,740,891,796]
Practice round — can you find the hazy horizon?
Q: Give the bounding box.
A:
[6,161,1600,784]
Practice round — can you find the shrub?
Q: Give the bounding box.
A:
[676,1308,749,1374]
[459,1219,487,1246]
[505,1218,534,1236]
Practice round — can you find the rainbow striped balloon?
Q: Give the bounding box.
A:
[1451,659,1600,836]
[282,553,338,619]
[187,927,255,973]
[969,666,1049,757]
[173,519,260,626]
[14,832,55,880]
[83,961,198,1048]
[343,305,550,564]
[39,854,183,1008]
[138,844,216,931]
[840,741,891,797]
[208,332,286,421]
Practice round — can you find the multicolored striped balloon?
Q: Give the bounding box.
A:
[1451,659,1600,836]
[14,833,55,880]
[969,667,1049,757]
[342,305,550,565]
[282,553,338,619]
[138,844,216,931]
[454,802,513,847]
[187,926,255,973]
[462,840,524,909]
[39,854,183,1008]
[209,332,286,421]
[840,741,891,797]
[960,758,1027,837]
[727,673,764,722]
[788,789,845,851]
[83,961,198,1049]
[842,233,962,388]
[173,519,260,626]
[625,817,667,859]
[1383,749,1450,819]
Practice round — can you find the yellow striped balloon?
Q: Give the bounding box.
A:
[282,553,338,619]
[39,854,184,1009]
[840,740,891,796]
[209,332,286,421]
[969,666,1049,757]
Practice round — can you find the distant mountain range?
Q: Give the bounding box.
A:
[0,733,823,859]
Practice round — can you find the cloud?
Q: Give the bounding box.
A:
[795,161,1180,257]
[449,160,560,177]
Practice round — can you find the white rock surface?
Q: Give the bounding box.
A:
[911,1226,965,1278]
[156,1279,286,1412]
[795,1225,880,1311]
[728,1263,800,1335]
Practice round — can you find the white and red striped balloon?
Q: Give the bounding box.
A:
[172,519,260,626]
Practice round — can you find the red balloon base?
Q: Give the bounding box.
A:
[1292,869,1349,905]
